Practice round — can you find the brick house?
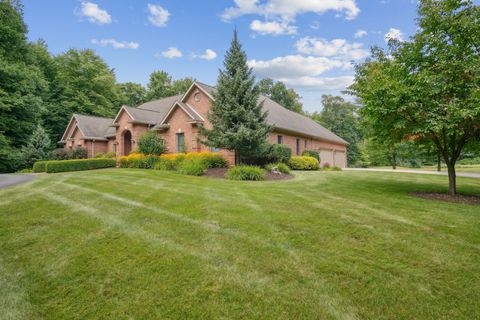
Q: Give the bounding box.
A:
[60,82,348,167]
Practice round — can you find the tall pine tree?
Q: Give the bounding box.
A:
[200,31,272,164]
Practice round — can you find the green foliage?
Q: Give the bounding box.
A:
[268,144,292,163]
[153,158,176,171]
[94,153,105,158]
[200,31,272,164]
[458,157,480,165]
[44,158,115,173]
[310,95,362,165]
[226,165,266,181]
[265,162,290,174]
[104,151,116,159]
[16,168,32,173]
[288,156,319,170]
[145,71,194,100]
[19,125,51,168]
[117,82,146,106]
[32,160,48,173]
[177,158,207,176]
[258,78,304,113]
[302,150,320,162]
[350,0,480,194]
[137,131,166,155]
[0,1,47,172]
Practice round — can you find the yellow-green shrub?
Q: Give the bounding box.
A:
[288,156,319,170]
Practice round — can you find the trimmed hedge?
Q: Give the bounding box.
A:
[45,159,116,173]
[33,161,48,173]
[226,166,266,181]
[288,156,319,170]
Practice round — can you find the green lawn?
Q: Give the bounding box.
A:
[1,169,479,319]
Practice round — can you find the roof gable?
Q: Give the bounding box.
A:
[160,101,204,124]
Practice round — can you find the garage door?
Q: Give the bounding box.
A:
[334,151,346,168]
[319,149,334,167]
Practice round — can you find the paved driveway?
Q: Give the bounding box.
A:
[0,174,36,189]
[345,168,480,179]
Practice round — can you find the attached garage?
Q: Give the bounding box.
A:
[334,151,347,168]
[319,149,334,167]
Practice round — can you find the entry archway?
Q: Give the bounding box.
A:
[123,130,132,156]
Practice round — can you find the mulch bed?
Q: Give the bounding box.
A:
[204,168,294,181]
[409,192,480,206]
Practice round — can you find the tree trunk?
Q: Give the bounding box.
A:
[235,150,240,166]
[437,153,441,172]
[446,162,457,195]
[391,150,397,170]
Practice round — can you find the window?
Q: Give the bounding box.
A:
[194,92,201,102]
[277,135,283,144]
[176,133,185,152]
[296,138,300,155]
[211,147,220,152]
[113,144,117,153]
[305,139,308,148]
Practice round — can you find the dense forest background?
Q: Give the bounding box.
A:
[1,0,477,172]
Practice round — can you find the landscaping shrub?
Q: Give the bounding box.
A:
[177,158,207,176]
[226,166,266,181]
[184,151,228,168]
[265,162,290,174]
[137,131,166,155]
[45,159,115,173]
[323,162,331,169]
[17,168,33,173]
[288,156,319,170]
[94,152,105,158]
[119,153,160,169]
[153,158,176,170]
[104,151,117,159]
[51,147,88,160]
[302,150,320,162]
[33,161,48,173]
[71,147,88,159]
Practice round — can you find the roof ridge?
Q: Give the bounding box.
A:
[74,113,114,121]
[125,105,164,114]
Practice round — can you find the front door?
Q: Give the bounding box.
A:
[124,131,132,155]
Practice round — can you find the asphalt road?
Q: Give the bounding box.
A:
[344,168,480,179]
[0,174,36,189]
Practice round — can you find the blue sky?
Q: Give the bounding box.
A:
[23,0,422,112]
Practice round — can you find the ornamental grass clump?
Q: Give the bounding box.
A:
[226,166,266,181]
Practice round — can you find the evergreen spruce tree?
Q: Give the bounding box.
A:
[200,30,272,164]
[21,125,51,167]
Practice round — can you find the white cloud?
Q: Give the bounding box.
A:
[281,75,355,91]
[248,55,350,79]
[295,37,369,61]
[250,18,297,35]
[310,21,320,30]
[79,2,112,24]
[222,0,360,21]
[91,39,139,49]
[354,29,367,38]
[385,28,404,42]
[161,47,183,59]
[248,55,355,92]
[148,4,170,27]
[193,49,217,60]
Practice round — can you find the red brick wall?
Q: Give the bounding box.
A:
[114,109,149,156]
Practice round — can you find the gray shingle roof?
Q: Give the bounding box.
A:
[122,106,163,125]
[193,82,348,145]
[73,114,114,140]
[179,102,204,122]
[137,94,183,113]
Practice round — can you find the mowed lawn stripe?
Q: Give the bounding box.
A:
[0,169,479,319]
